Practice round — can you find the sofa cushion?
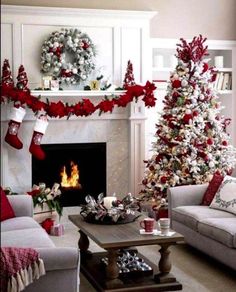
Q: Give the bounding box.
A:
[1,228,55,248]
[172,205,235,231]
[201,172,224,206]
[1,217,41,232]
[0,187,15,221]
[198,218,236,248]
[210,176,236,215]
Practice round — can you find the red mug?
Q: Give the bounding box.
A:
[140,218,155,232]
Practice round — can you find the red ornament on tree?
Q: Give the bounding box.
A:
[123,60,136,89]
[172,79,181,88]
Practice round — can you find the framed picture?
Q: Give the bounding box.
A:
[90,80,100,90]
[42,76,52,90]
[51,79,60,91]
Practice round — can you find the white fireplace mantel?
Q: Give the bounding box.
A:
[1,5,156,197]
[30,90,126,97]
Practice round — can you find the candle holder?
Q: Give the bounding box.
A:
[80,193,141,224]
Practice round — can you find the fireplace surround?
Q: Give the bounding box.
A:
[1,92,146,198]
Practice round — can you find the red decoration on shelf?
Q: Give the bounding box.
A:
[123,60,136,89]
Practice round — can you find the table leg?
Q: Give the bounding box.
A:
[105,249,123,289]
[154,243,176,283]
[78,230,92,258]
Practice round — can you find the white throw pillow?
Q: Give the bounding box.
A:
[209,175,236,215]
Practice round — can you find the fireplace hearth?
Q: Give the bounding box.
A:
[32,143,106,206]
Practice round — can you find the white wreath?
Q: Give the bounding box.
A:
[41,28,96,84]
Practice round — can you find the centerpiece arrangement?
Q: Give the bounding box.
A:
[80,193,140,224]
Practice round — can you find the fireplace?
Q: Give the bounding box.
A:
[32,143,106,206]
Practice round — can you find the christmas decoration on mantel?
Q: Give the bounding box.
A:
[41,28,96,84]
[123,60,136,89]
[16,65,30,92]
[1,60,14,88]
[1,60,156,160]
[140,35,236,200]
[2,64,50,160]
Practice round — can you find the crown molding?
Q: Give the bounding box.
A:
[1,5,157,20]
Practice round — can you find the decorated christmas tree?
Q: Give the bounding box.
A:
[123,60,135,89]
[16,65,29,91]
[1,59,14,87]
[140,35,236,200]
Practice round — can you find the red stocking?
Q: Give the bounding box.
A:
[5,106,26,149]
[29,116,48,160]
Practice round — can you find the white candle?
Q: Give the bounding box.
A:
[153,55,164,68]
[103,196,115,209]
[170,55,178,68]
[214,56,224,68]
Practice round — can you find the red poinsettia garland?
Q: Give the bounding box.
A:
[1,81,157,118]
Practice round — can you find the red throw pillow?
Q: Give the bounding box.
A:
[0,187,15,221]
[201,173,224,206]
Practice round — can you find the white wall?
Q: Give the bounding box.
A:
[2,0,236,40]
[1,6,154,86]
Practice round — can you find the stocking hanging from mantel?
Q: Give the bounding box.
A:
[29,115,49,160]
[5,106,26,149]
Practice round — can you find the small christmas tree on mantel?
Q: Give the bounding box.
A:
[123,60,135,89]
[1,59,14,87]
[140,35,236,200]
[16,65,30,92]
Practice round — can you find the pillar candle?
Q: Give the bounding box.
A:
[103,196,115,209]
[214,56,224,68]
[153,55,164,68]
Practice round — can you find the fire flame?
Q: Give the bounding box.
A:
[60,161,82,189]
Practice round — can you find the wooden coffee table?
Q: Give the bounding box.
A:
[69,214,184,291]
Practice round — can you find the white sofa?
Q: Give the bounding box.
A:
[168,184,236,270]
[1,195,80,292]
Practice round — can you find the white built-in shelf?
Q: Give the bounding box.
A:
[30,90,126,97]
[216,68,233,72]
[152,67,174,72]
[218,90,233,94]
[152,67,233,73]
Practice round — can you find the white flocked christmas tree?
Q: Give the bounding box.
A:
[140,35,236,200]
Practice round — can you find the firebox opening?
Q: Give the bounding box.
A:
[32,143,106,207]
